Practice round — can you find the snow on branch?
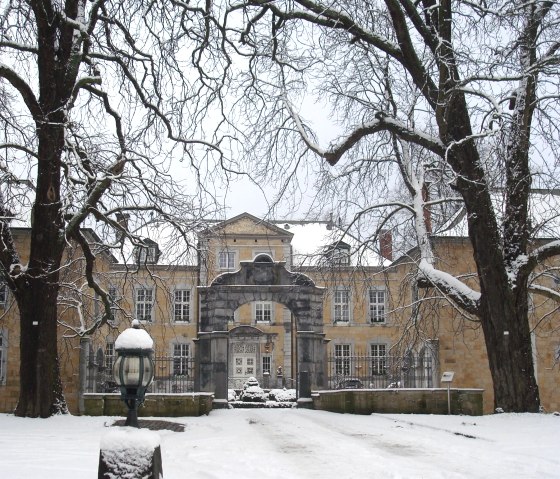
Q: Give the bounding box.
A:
[0,41,38,54]
[528,283,560,303]
[284,101,445,166]
[418,259,481,316]
[59,13,89,40]
[526,240,560,273]
[0,63,41,119]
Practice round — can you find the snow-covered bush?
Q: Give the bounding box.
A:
[228,389,237,402]
[268,388,296,402]
[240,377,266,402]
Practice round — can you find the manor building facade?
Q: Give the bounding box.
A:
[0,213,558,414]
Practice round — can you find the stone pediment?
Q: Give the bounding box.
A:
[229,325,265,337]
[201,213,293,240]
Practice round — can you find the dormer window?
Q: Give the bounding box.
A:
[135,238,160,265]
[325,242,351,266]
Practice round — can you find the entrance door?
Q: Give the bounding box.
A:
[231,342,257,389]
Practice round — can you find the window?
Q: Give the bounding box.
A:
[334,289,350,322]
[0,332,5,385]
[218,250,236,270]
[325,242,350,266]
[174,289,191,322]
[369,288,386,323]
[105,342,115,371]
[335,344,351,376]
[138,246,157,264]
[107,286,120,322]
[173,343,190,376]
[255,302,272,323]
[262,356,271,375]
[253,251,273,261]
[136,240,159,265]
[0,284,7,306]
[332,248,350,265]
[420,347,433,387]
[135,288,154,322]
[371,344,387,376]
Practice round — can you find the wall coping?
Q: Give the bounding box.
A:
[83,392,215,398]
[314,388,485,394]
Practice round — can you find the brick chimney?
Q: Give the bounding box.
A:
[379,229,393,261]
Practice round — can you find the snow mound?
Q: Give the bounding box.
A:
[115,326,154,350]
[100,428,161,478]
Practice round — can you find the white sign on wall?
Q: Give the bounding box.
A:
[441,371,455,383]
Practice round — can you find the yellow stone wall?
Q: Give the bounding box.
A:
[2,217,559,415]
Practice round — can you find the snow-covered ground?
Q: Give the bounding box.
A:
[0,409,558,478]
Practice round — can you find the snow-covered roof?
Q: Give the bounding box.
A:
[108,214,388,268]
[111,222,200,267]
[274,220,386,268]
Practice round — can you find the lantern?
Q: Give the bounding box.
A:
[112,320,154,427]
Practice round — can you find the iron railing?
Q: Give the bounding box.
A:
[327,352,437,390]
[85,353,195,394]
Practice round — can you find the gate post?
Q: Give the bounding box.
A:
[297,331,326,404]
[197,331,229,408]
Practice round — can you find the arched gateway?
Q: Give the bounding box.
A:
[196,255,326,406]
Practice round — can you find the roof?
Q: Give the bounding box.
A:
[436,190,560,239]
[273,220,386,268]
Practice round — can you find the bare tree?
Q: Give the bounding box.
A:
[224,0,560,411]
[0,0,229,417]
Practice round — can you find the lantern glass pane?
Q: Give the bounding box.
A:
[122,356,141,386]
[142,357,154,387]
[112,356,123,385]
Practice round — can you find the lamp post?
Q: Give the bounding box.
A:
[112,320,154,427]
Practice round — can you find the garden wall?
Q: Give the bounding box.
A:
[83,393,214,417]
[311,388,484,415]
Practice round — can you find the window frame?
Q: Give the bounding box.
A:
[105,342,115,371]
[262,355,272,375]
[333,288,351,323]
[334,343,351,376]
[173,288,192,323]
[254,301,273,323]
[106,286,120,323]
[135,287,154,322]
[172,343,190,376]
[0,284,7,307]
[218,250,236,270]
[368,288,386,324]
[137,244,159,265]
[370,343,388,376]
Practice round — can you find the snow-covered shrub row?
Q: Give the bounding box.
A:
[268,388,296,402]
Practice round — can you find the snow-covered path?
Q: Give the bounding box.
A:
[0,409,558,478]
[167,409,558,479]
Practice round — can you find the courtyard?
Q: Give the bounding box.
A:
[0,409,558,478]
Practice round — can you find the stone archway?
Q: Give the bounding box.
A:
[196,256,325,406]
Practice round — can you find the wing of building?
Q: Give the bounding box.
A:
[0,211,558,414]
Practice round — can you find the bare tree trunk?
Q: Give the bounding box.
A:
[461,179,540,412]
[479,295,539,412]
[14,102,67,417]
[15,279,66,417]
